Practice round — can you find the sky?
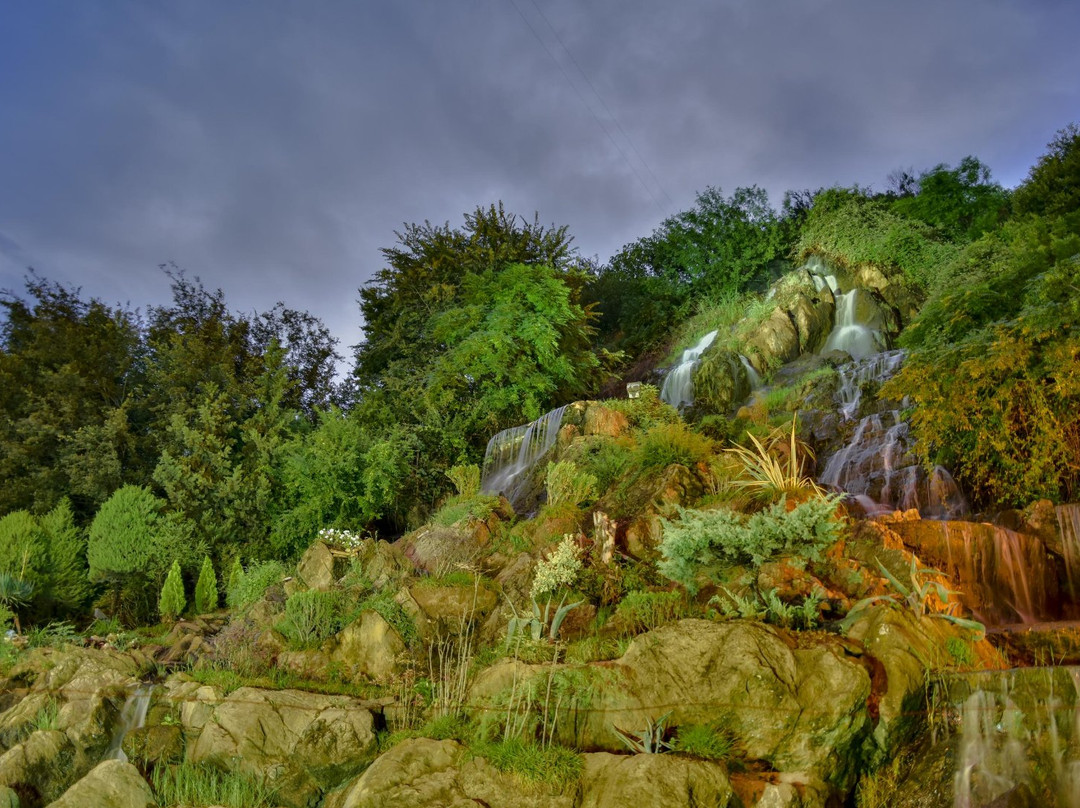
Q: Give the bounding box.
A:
[2,0,1078,362]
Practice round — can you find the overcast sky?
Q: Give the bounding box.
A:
[2,0,1078,361]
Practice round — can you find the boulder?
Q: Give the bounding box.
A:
[324,738,575,808]
[744,308,800,369]
[120,723,184,765]
[620,464,705,558]
[409,584,498,633]
[0,786,16,808]
[191,686,379,807]
[582,404,630,439]
[297,541,338,591]
[330,611,407,683]
[0,730,78,806]
[694,350,751,414]
[578,753,737,808]
[46,759,153,808]
[470,620,871,787]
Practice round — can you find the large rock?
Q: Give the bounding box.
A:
[325,737,575,808]
[297,541,338,591]
[330,611,407,683]
[407,584,499,640]
[190,686,379,806]
[582,404,630,439]
[578,753,737,808]
[694,349,751,414]
[470,620,871,788]
[46,759,153,808]
[619,464,705,558]
[0,730,78,806]
[744,308,801,369]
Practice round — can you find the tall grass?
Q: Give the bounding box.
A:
[150,762,278,808]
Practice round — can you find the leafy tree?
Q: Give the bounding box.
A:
[891,156,1009,240]
[159,560,186,622]
[194,555,218,614]
[0,276,146,518]
[1013,123,1080,218]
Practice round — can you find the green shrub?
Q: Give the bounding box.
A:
[194,556,218,614]
[635,422,714,471]
[603,385,679,431]
[671,722,737,761]
[946,636,975,667]
[658,495,844,593]
[88,485,161,582]
[158,560,186,622]
[229,560,286,609]
[225,557,245,608]
[150,760,278,808]
[431,495,499,527]
[611,590,689,635]
[446,464,481,498]
[357,590,418,646]
[545,461,598,508]
[277,589,353,649]
[469,738,582,788]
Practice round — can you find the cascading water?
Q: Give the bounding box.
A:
[739,355,762,390]
[481,405,568,503]
[659,330,718,410]
[1057,504,1080,599]
[106,682,154,762]
[817,351,968,518]
[822,287,887,359]
[936,668,1080,808]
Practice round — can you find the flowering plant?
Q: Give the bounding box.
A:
[317,527,364,551]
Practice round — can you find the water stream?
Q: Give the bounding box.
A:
[481,405,569,504]
[659,330,718,410]
[105,682,155,762]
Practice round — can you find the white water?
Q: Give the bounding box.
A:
[106,683,154,762]
[739,355,762,389]
[834,349,906,421]
[948,668,1080,808]
[481,405,568,503]
[659,330,718,410]
[1057,504,1080,600]
[822,288,886,359]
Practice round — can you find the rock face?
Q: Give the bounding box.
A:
[325,737,741,808]
[469,620,871,789]
[0,730,78,806]
[617,464,705,558]
[693,349,751,414]
[297,541,339,591]
[191,686,380,807]
[330,611,407,683]
[47,758,153,808]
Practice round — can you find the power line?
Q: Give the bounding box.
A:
[507,0,671,219]
[527,0,676,212]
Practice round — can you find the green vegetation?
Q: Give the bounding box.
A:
[544,460,598,508]
[468,738,582,788]
[635,422,714,471]
[158,560,187,622]
[150,761,278,808]
[277,589,353,649]
[671,722,737,761]
[194,555,218,614]
[658,495,844,593]
[228,560,286,610]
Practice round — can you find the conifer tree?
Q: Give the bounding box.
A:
[194,555,218,614]
[159,560,186,622]
[226,557,245,608]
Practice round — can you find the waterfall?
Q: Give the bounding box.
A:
[739,355,762,389]
[941,668,1080,808]
[481,405,569,502]
[822,288,886,359]
[1057,504,1080,600]
[106,683,154,762]
[660,330,718,410]
[817,351,968,518]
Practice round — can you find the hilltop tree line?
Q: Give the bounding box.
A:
[0,126,1077,624]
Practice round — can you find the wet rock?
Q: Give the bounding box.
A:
[120,723,184,765]
[744,308,801,368]
[579,753,737,808]
[583,404,629,438]
[46,759,153,808]
[694,349,751,414]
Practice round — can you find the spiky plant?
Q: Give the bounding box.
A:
[0,572,34,635]
[727,413,824,500]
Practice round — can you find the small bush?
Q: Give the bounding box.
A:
[610,590,689,635]
[431,495,499,528]
[636,422,714,471]
[158,560,186,622]
[277,589,353,650]
[603,385,679,431]
[658,495,844,593]
[446,464,481,498]
[946,636,975,667]
[150,760,278,808]
[230,560,286,609]
[545,461,598,508]
[672,722,736,761]
[194,556,218,615]
[469,738,582,788]
[357,590,418,646]
[225,558,245,608]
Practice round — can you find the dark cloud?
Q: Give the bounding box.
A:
[1,0,1077,359]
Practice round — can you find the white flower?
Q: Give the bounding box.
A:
[530,535,583,601]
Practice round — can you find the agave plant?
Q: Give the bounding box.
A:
[727,413,824,500]
[612,711,673,754]
[0,572,35,635]
[842,557,985,639]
